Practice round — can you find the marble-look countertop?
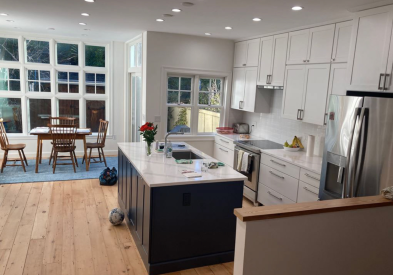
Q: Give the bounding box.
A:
[118,142,247,188]
[215,133,258,142]
[260,149,323,174]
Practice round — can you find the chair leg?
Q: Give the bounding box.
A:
[70,152,76,173]
[101,148,107,167]
[49,147,54,165]
[98,149,102,162]
[88,148,92,167]
[82,153,85,164]
[1,150,7,173]
[39,140,43,164]
[21,149,28,166]
[18,150,26,172]
[53,152,58,174]
[73,151,79,167]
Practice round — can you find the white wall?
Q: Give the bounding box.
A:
[142,31,234,155]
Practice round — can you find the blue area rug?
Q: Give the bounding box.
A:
[0,157,118,184]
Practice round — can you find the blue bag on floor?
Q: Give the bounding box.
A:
[99,167,118,186]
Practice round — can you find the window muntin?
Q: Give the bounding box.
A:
[57,43,78,66]
[25,40,50,64]
[86,73,105,94]
[57,71,79,93]
[167,106,191,133]
[27,70,51,92]
[0,98,22,133]
[0,38,19,62]
[85,45,105,67]
[0,68,21,91]
[86,100,105,132]
[167,76,192,105]
[28,99,51,130]
[58,99,80,126]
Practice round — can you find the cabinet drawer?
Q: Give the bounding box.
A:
[299,168,321,188]
[257,183,295,206]
[259,164,299,202]
[297,181,320,203]
[261,153,300,179]
[214,144,234,168]
[214,136,235,151]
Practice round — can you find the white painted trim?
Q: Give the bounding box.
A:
[347,1,393,12]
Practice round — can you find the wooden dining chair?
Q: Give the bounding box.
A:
[49,124,78,174]
[82,119,109,167]
[48,117,76,165]
[0,118,28,173]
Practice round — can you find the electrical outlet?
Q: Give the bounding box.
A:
[251,121,257,128]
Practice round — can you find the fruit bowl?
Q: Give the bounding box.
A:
[283,147,301,152]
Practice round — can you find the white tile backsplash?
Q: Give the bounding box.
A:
[238,90,326,153]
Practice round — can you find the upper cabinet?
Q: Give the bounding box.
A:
[258,33,289,86]
[347,6,393,92]
[233,39,260,67]
[332,21,353,63]
[286,24,335,65]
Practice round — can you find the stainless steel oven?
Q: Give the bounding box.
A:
[234,146,260,206]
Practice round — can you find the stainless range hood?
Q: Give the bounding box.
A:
[257,85,284,90]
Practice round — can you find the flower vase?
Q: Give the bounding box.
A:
[145,141,153,156]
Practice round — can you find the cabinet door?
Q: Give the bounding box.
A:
[234,41,248,67]
[297,181,320,203]
[282,65,305,121]
[130,166,137,226]
[307,24,335,64]
[242,67,258,112]
[332,21,353,63]
[246,38,261,67]
[348,7,393,91]
[302,64,331,126]
[257,36,274,85]
[270,33,289,86]
[326,63,348,120]
[135,174,144,243]
[231,68,246,110]
[287,29,309,65]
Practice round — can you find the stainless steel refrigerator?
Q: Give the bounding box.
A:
[319,94,393,200]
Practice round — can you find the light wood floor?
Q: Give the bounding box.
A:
[0,179,254,275]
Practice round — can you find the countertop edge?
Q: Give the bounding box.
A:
[234,196,393,222]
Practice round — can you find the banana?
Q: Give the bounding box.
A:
[295,136,304,149]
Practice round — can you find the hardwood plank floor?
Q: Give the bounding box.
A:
[0,179,254,275]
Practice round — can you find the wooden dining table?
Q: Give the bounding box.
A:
[30,128,92,173]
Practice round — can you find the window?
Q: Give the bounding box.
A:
[58,99,80,125]
[85,45,105,67]
[27,70,51,92]
[167,76,193,133]
[57,43,78,66]
[86,73,105,94]
[28,99,51,130]
[130,42,142,68]
[25,40,50,64]
[0,68,21,91]
[86,100,105,132]
[166,75,225,134]
[57,71,79,93]
[0,37,19,62]
[0,98,22,133]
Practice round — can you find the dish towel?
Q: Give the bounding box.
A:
[237,150,244,171]
[381,186,393,200]
[241,152,250,173]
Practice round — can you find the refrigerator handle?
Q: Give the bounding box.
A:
[342,107,361,198]
[348,108,367,198]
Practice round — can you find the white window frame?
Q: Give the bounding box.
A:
[25,68,52,93]
[0,67,22,92]
[24,38,51,65]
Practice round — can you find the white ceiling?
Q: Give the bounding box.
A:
[0,0,391,42]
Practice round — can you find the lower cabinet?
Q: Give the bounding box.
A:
[214,136,234,168]
[258,183,295,205]
[297,181,320,203]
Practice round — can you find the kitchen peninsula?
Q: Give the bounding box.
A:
[117,142,247,275]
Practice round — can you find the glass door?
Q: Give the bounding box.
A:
[131,73,142,142]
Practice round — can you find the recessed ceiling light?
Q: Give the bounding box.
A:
[48,28,55,30]
[172,8,182,12]
[6,20,14,23]
[81,13,90,16]
[163,14,174,17]
[253,18,261,22]
[79,22,87,25]
[0,13,8,16]
[156,18,164,22]
[182,2,194,7]
[85,0,95,2]
[205,33,211,36]
[225,26,232,30]
[292,6,303,11]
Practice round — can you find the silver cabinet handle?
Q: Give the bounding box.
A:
[243,64,247,66]
[303,186,319,196]
[297,109,300,120]
[300,109,304,120]
[269,75,272,84]
[297,109,303,120]
[303,60,306,63]
[378,74,385,90]
[269,170,285,179]
[305,173,320,181]
[219,147,229,153]
[270,159,286,167]
[220,139,229,144]
[266,75,269,84]
[332,58,335,61]
[267,191,283,201]
[384,74,391,90]
[324,113,328,125]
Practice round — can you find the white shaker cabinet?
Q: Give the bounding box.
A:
[257,33,288,86]
[325,63,348,121]
[233,39,260,68]
[282,65,306,120]
[332,21,353,63]
[231,68,246,110]
[242,68,258,112]
[286,29,309,65]
[347,6,393,92]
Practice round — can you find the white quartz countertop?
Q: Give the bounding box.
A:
[118,142,247,188]
[215,133,258,142]
[260,149,323,174]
